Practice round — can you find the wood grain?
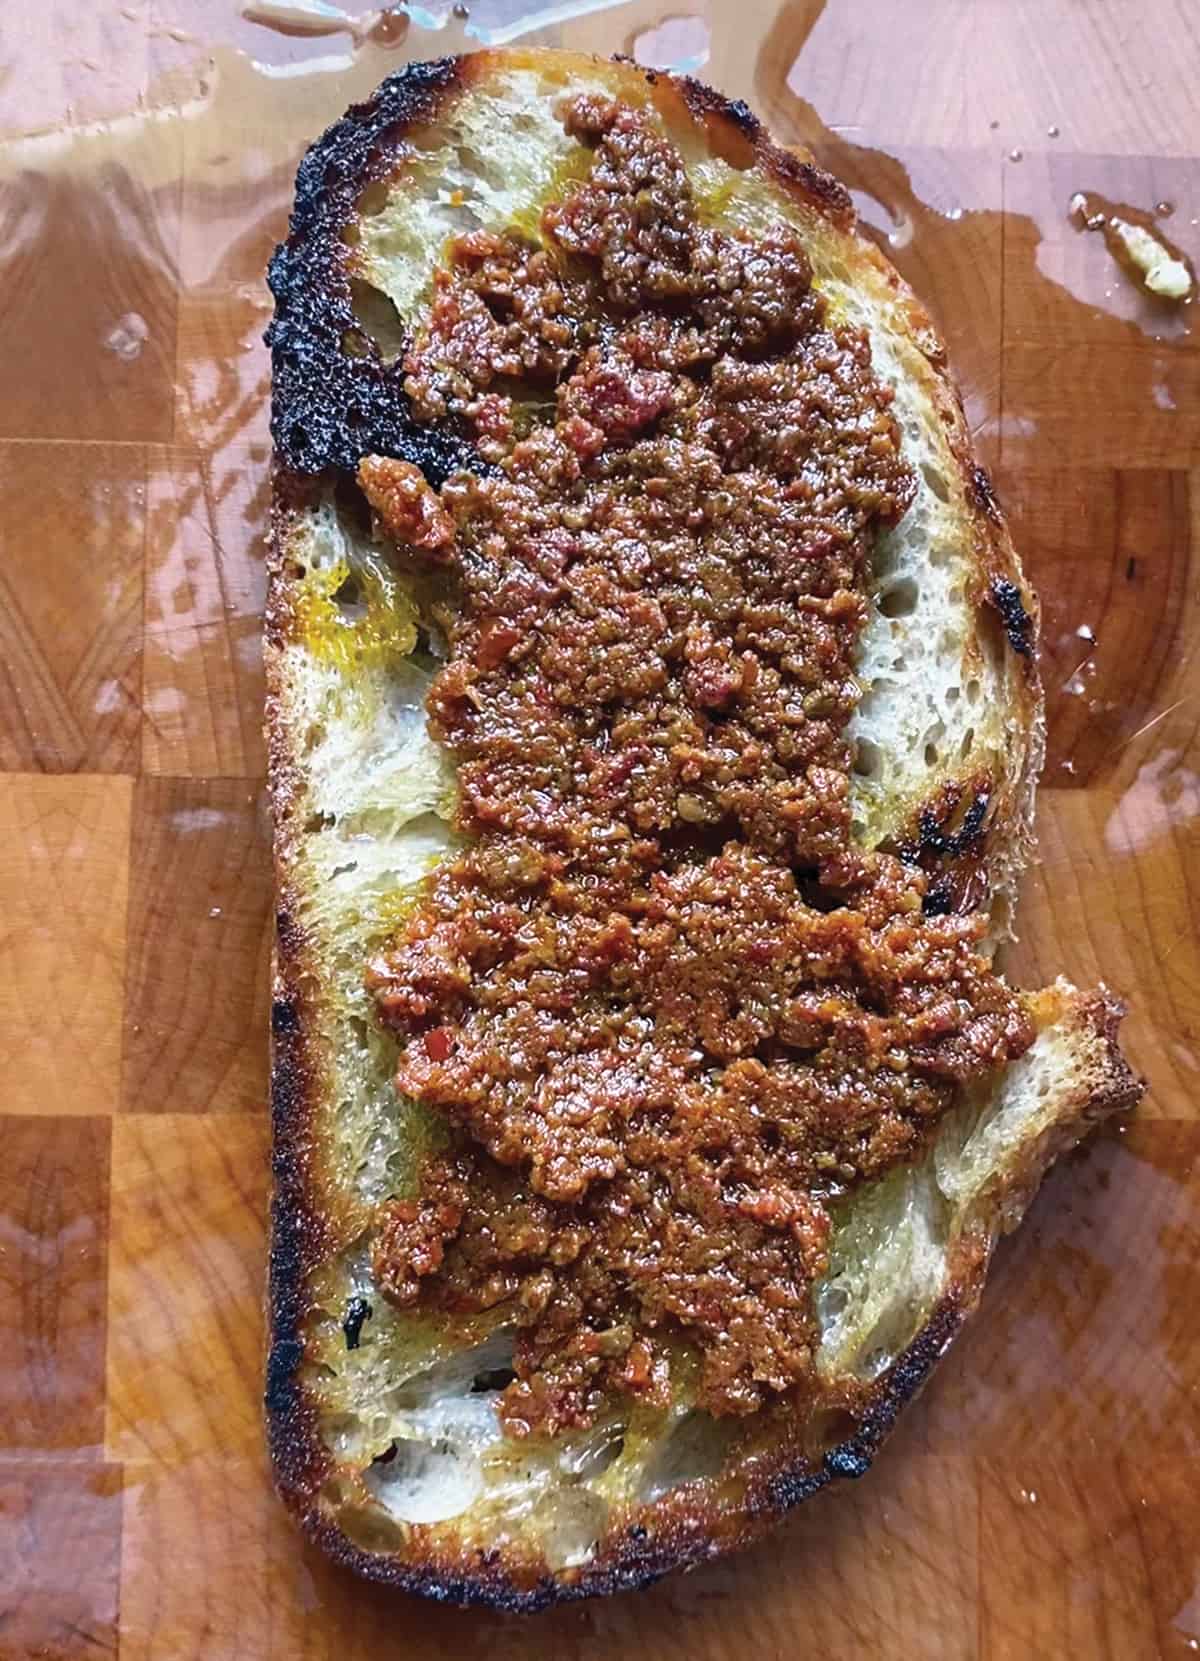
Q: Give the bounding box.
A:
[105,1114,267,1465]
[0,154,181,444]
[0,3,150,141]
[914,1122,1200,1460]
[0,1463,123,1661]
[142,445,269,777]
[1000,470,1195,786]
[978,1454,1200,1660]
[1006,794,1200,1119]
[120,776,273,1114]
[0,1117,112,1456]
[0,777,132,1115]
[0,0,1197,1654]
[999,152,1200,472]
[0,445,145,774]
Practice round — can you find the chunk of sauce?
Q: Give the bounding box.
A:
[364,95,1033,1436]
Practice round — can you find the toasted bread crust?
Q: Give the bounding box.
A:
[264,51,1135,1607]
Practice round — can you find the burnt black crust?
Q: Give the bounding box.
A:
[906,785,994,917]
[266,975,329,1504]
[917,789,991,860]
[969,463,1005,526]
[989,577,1035,658]
[266,55,490,485]
[763,1306,960,1510]
[920,884,954,918]
[271,993,299,1036]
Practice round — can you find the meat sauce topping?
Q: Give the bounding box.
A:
[363,95,1033,1436]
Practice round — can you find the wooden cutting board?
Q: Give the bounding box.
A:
[1,1,1197,1655]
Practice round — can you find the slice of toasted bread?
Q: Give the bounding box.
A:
[264,49,1140,1609]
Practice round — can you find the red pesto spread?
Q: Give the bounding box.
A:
[361,95,1033,1436]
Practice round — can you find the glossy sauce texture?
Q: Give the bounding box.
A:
[0,1,1197,1655]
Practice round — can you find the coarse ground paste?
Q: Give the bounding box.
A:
[363,94,1033,1436]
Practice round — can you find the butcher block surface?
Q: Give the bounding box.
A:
[0,1,1197,1655]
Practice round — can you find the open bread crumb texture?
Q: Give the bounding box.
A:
[274,64,1068,1573]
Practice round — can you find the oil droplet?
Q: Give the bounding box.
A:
[988,119,999,130]
[1155,200,1175,218]
[1008,148,1023,162]
[104,312,149,361]
[1047,123,1060,138]
[369,6,409,41]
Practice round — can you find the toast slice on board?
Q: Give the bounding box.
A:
[265,49,1141,1609]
